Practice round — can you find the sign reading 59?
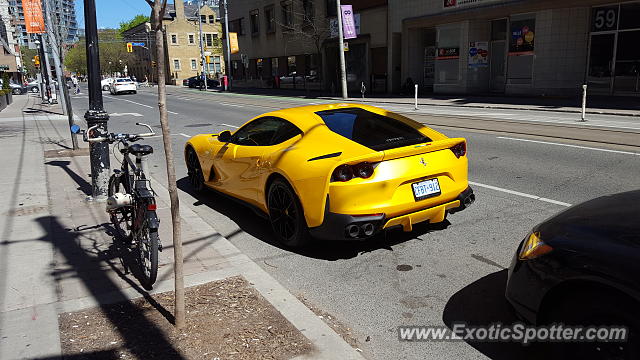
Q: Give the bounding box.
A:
[592,6,618,32]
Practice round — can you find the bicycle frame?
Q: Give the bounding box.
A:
[116,144,160,233]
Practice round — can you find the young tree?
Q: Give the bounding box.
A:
[275,0,330,86]
[145,0,185,329]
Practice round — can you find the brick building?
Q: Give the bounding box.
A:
[123,1,225,85]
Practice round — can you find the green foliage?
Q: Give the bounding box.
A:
[118,15,150,36]
[21,47,39,77]
[2,73,9,90]
[64,30,135,76]
[0,89,9,96]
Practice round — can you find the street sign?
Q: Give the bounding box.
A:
[229,32,239,54]
[131,42,145,47]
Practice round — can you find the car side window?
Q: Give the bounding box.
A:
[231,117,302,146]
[270,119,302,145]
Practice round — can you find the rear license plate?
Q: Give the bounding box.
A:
[412,178,441,201]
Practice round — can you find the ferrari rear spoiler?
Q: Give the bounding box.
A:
[381,138,466,161]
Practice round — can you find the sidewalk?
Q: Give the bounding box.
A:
[0,94,363,359]
[180,85,640,117]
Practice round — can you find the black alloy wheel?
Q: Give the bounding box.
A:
[186,148,205,192]
[267,178,309,247]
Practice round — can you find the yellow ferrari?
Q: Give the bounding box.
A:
[185,103,474,247]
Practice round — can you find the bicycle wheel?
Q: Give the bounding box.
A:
[137,216,159,290]
[108,174,133,241]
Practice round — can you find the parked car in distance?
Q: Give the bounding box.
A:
[27,80,41,93]
[0,79,26,95]
[109,78,137,95]
[506,190,640,359]
[182,76,219,88]
[101,78,114,91]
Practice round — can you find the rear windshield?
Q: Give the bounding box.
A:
[316,108,430,151]
[116,78,132,82]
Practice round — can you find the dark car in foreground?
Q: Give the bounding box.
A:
[182,76,219,88]
[506,190,640,359]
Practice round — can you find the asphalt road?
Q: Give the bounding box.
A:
[70,85,640,360]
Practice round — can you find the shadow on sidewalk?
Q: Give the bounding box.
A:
[45,160,92,195]
[442,270,540,360]
[33,349,119,359]
[34,216,185,359]
[176,176,451,261]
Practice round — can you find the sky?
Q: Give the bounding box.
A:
[75,0,151,29]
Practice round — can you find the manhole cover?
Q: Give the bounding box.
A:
[184,123,213,128]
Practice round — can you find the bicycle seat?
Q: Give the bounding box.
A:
[127,144,153,156]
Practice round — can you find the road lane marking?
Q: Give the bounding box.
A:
[220,123,239,128]
[219,102,245,108]
[469,181,572,207]
[111,112,143,117]
[168,110,179,115]
[179,133,191,138]
[497,136,640,156]
[104,95,153,108]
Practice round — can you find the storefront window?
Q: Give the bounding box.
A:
[619,3,640,30]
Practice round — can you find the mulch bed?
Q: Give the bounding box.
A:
[58,276,314,359]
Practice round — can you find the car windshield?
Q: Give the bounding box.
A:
[316,108,430,151]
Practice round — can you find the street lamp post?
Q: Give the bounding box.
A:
[223,0,231,90]
[196,1,208,91]
[336,0,348,99]
[83,0,110,201]
[35,37,49,103]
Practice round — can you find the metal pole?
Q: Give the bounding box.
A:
[44,0,78,149]
[580,84,587,122]
[223,0,231,90]
[37,36,49,103]
[336,0,348,100]
[83,0,110,201]
[414,84,419,110]
[41,36,56,103]
[196,2,208,91]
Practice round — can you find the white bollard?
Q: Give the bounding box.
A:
[580,84,587,122]
[414,84,419,110]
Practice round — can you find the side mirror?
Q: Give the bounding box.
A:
[217,130,232,143]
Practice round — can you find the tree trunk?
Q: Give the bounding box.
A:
[151,0,185,329]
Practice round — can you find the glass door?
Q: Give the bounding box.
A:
[490,19,507,92]
[587,33,615,93]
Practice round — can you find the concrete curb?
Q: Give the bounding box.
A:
[148,177,365,360]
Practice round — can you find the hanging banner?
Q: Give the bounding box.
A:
[341,5,357,40]
[23,0,46,34]
[468,41,489,67]
[229,32,239,54]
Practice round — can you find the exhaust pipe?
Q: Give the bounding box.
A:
[346,224,360,238]
[463,193,475,207]
[361,223,375,236]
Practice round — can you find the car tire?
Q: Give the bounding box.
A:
[267,178,310,248]
[541,289,640,360]
[102,85,109,91]
[133,91,137,94]
[12,88,21,95]
[30,86,39,93]
[186,148,206,193]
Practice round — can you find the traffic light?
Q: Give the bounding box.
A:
[34,55,40,67]
[205,55,211,64]
[127,42,133,53]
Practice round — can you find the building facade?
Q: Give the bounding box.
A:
[8,0,78,48]
[224,0,388,93]
[0,0,22,81]
[166,1,225,84]
[224,0,640,96]
[393,0,640,96]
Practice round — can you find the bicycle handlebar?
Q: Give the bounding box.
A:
[82,123,156,143]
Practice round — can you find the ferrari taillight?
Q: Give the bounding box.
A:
[450,142,466,158]
[331,162,376,182]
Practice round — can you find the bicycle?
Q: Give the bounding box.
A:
[77,122,162,290]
